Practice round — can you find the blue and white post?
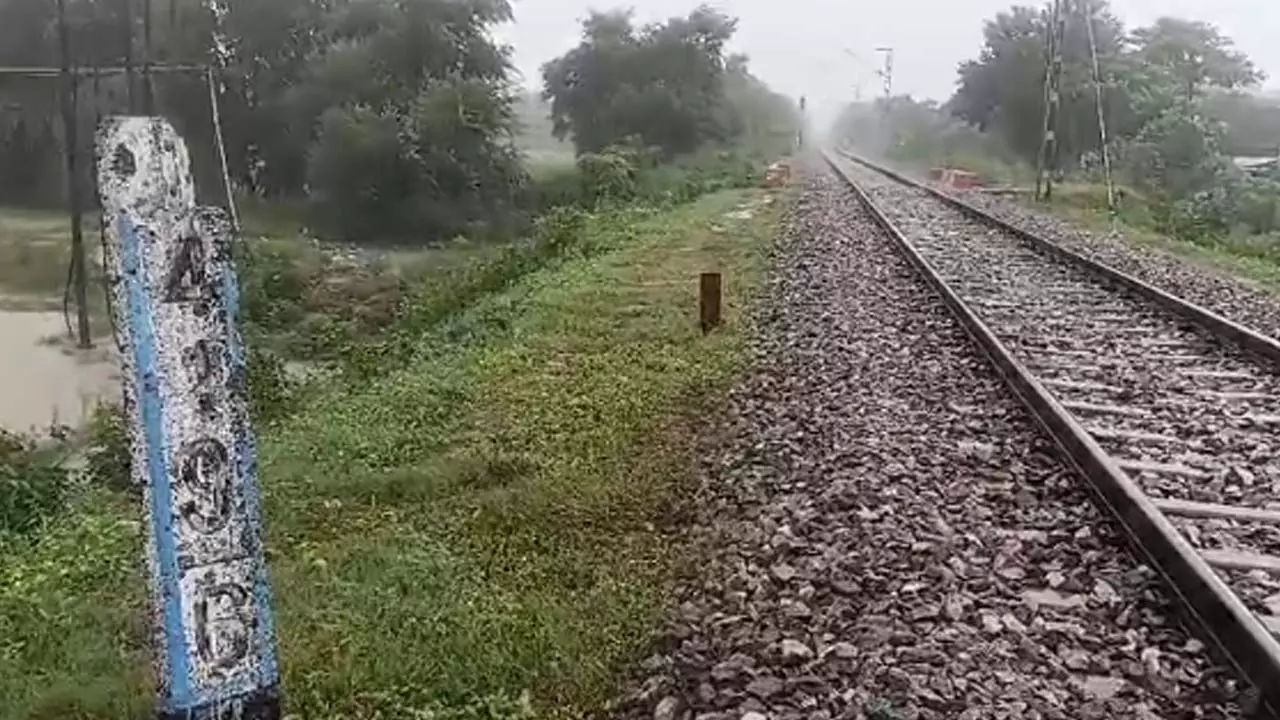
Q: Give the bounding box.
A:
[96,117,281,719]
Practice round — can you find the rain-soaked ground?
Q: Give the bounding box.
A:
[0,208,120,436]
[0,306,120,435]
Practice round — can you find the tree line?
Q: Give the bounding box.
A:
[0,0,799,243]
[834,0,1280,237]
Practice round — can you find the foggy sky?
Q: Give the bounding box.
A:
[493,0,1280,131]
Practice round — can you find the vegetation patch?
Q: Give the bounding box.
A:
[0,187,788,719]
[833,1,1280,295]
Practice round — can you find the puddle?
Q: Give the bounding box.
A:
[0,309,121,434]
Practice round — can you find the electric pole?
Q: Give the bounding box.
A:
[1083,0,1117,218]
[1035,0,1067,202]
[875,47,894,104]
[798,95,807,150]
[57,0,92,349]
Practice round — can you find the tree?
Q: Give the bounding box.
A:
[284,0,523,242]
[1130,18,1264,101]
[0,0,527,242]
[540,5,740,158]
[949,1,1128,168]
[1203,90,1280,157]
[720,54,802,160]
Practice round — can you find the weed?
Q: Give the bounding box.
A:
[82,403,132,495]
[0,430,70,537]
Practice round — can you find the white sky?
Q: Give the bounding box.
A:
[494,0,1280,131]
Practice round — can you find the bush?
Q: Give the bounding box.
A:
[1233,177,1280,235]
[83,403,132,495]
[247,347,298,424]
[0,430,70,536]
[520,165,585,214]
[576,148,639,206]
[236,239,315,332]
[303,92,527,245]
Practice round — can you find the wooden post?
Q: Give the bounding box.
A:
[97,116,282,719]
[700,272,722,335]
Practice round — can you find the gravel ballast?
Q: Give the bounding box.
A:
[844,157,1280,511]
[612,161,1243,720]
[953,185,1280,341]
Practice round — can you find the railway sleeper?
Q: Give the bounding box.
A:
[827,149,1280,718]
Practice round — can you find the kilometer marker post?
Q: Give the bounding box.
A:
[97,116,282,719]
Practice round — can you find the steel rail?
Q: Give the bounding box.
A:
[837,149,1280,368]
[823,149,1280,718]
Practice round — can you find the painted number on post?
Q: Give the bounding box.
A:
[96,117,280,719]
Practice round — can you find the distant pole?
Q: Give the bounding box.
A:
[1035,0,1066,202]
[1083,1,1117,219]
[121,0,137,112]
[875,47,894,103]
[58,0,93,348]
[798,95,806,150]
[142,0,155,114]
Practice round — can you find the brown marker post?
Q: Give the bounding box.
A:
[700,272,722,335]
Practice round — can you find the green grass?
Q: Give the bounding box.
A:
[1036,183,1280,294]
[0,187,787,719]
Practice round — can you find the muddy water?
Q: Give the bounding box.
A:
[0,310,121,435]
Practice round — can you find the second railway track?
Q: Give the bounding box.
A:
[826,149,1280,716]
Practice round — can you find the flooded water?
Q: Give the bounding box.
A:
[0,309,121,435]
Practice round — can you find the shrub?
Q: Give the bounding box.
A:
[520,164,585,214]
[1233,177,1280,235]
[246,347,297,424]
[236,239,315,332]
[576,148,639,207]
[0,430,70,536]
[303,93,527,245]
[83,403,132,495]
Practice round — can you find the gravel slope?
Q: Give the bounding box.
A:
[611,162,1243,720]
[954,187,1280,341]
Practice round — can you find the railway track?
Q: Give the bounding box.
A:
[825,149,1280,717]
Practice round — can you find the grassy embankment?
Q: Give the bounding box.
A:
[0,182,788,719]
[1030,182,1280,292]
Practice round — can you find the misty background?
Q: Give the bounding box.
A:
[495,0,1280,133]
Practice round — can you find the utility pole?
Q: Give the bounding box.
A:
[798,95,806,150]
[57,0,93,349]
[875,47,894,104]
[143,0,155,114]
[1035,0,1067,202]
[121,0,136,111]
[1083,0,1116,219]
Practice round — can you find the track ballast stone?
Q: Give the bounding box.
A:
[612,162,1242,720]
[955,186,1280,341]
